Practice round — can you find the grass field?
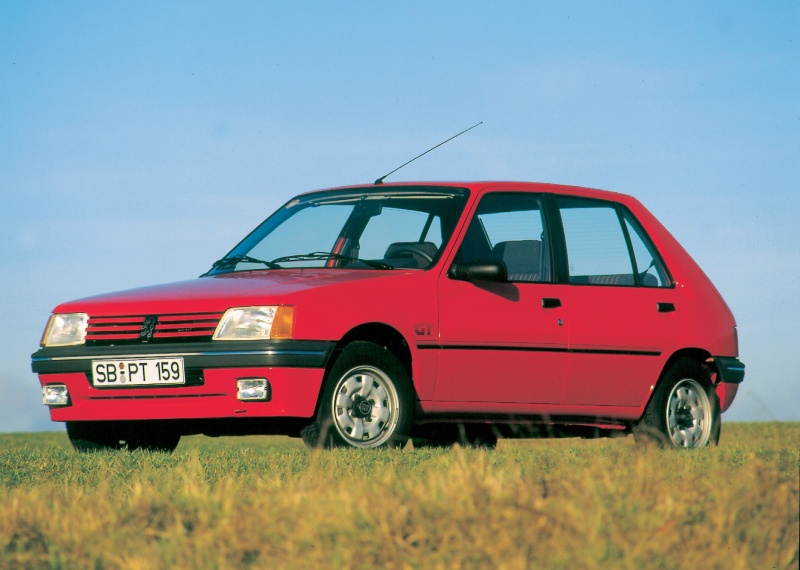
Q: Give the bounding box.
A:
[0,423,797,569]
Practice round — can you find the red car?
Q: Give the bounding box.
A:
[32,182,744,451]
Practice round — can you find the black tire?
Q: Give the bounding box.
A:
[125,422,181,452]
[301,342,413,449]
[634,358,721,449]
[66,421,122,452]
[66,421,180,453]
[413,423,498,449]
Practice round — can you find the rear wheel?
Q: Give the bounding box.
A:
[301,342,413,449]
[634,358,720,449]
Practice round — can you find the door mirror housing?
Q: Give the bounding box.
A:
[449,261,508,283]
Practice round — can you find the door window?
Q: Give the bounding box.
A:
[558,198,635,286]
[557,197,670,287]
[457,193,550,282]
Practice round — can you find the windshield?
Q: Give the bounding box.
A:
[207,187,470,274]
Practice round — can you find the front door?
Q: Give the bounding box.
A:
[435,191,569,405]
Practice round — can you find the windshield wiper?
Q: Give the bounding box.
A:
[270,251,393,270]
[211,254,283,271]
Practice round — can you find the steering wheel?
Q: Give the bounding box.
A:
[392,245,435,264]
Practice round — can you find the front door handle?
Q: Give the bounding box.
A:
[542,298,561,309]
[657,302,675,313]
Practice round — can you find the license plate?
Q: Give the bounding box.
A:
[91,357,185,387]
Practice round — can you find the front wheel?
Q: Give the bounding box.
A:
[302,342,413,449]
[66,421,122,452]
[125,422,181,452]
[66,421,180,453]
[634,358,721,449]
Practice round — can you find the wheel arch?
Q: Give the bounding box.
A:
[634,349,721,448]
[661,348,713,377]
[312,323,416,416]
[638,348,713,421]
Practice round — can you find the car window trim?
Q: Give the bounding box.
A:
[450,190,557,284]
[547,195,675,288]
[618,205,675,288]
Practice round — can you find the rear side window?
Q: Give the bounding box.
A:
[557,197,669,287]
[622,211,671,287]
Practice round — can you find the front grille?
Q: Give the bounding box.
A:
[86,312,224,345]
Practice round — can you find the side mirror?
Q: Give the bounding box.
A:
[448,261,508,283]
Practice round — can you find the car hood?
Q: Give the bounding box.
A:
[54,270,412,316]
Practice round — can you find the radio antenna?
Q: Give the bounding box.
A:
[374,121,482,185]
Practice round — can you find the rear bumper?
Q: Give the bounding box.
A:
[712,356,745,413]
[32,340,335,422]
[713,356,745,385]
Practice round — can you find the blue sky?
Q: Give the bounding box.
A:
[1,2,798,432]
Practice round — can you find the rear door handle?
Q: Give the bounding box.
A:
[657,302,675,313]
[542,298,561,309]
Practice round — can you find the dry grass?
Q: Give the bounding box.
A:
[0,423,797,569]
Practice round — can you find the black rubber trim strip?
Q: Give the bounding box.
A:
[31,340,337,374]
[416,344,661,357]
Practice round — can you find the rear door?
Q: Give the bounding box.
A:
[553,196,679,407]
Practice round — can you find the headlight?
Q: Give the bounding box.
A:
[41,313,89,347]
[213,306,294,341]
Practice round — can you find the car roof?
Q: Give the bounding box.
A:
[298,181,633,203]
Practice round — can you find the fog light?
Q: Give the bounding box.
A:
[43,384,69,406]
[237,378,270,401]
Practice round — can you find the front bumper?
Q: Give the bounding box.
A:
[31,340,335,422]
[32,339,335,374]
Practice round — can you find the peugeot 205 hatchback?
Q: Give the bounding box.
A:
[32,182,744,451]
